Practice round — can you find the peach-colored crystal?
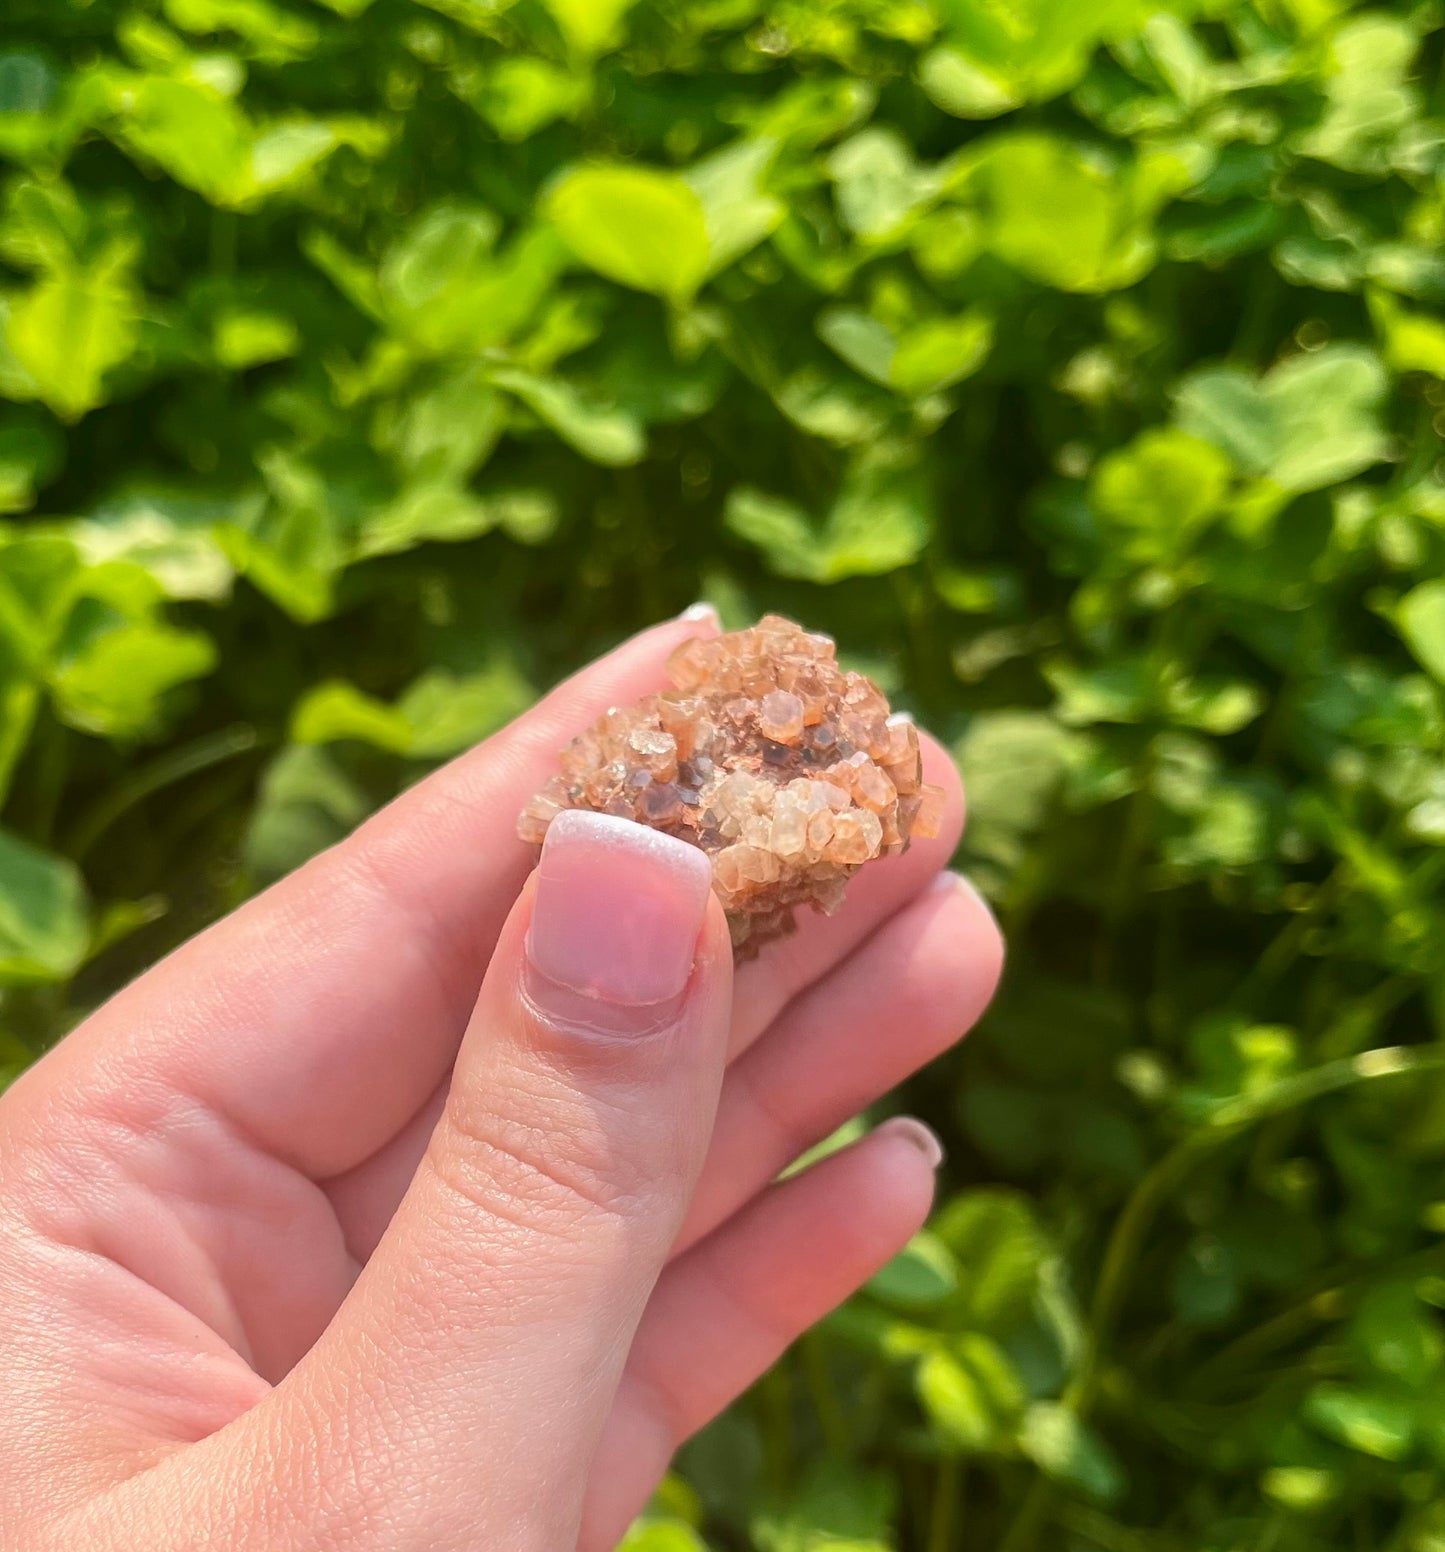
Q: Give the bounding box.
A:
[518,614,948,957]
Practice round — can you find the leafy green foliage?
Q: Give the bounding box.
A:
[4,1,1445,1548]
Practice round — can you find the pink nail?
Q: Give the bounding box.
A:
[876,1116,945,1169]
[526,811,713,1015]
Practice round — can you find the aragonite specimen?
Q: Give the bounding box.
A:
[518,615,946,957]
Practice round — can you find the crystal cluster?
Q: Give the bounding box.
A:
[518,615,947,957]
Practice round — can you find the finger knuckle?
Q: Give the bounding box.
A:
[429,1081,655,1245]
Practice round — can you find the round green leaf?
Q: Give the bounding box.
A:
[546,165,709,302]
[0,828,89,985]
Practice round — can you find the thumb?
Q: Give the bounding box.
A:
[249,811,730,1551]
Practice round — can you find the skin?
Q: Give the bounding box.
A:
[0,612,1004,1552]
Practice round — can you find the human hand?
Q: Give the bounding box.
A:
[0,612,1003,1552]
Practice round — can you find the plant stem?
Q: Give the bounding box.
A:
[800,1330,850,1458]
[65,725,265,861]
[1000,1043,1445,1552]
[926,1456,961,1552]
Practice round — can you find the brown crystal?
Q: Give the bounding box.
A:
[518,614,948,958]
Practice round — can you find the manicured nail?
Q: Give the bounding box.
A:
[526,810,713,1023]
[877,1116,945,1169]
[930,868,992,913]
[886,709,915,726]
[677,601,720,625]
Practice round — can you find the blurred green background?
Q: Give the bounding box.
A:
[6,0,1445,1547]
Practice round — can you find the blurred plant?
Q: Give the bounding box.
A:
[6,0,1445,1547]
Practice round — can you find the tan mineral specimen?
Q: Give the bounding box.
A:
[518,614,947,957]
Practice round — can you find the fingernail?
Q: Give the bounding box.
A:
[877,1116,945,1170]
[930,868,993,915]
[526,811,714,1023]
[677,601,719,625]
[886,709,915,726]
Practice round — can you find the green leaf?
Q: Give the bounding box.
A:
[1396,582,1445,683]
[291,664,531,759]
[1369,290,1445,377]
[538,0,637,55]
[1353,1283,1445,1387]
[1262,1468,1341,1512]
[867,1231,960,1309]
[379,205,564,353]
[51,618,216,739]
[1090,428,1231,556]
[213,306,298,369]
[916,1335,1027,1451]
[106,75,252,205]
[684,139,785,277]
[162,0,320,62]
[472,57,587,142]
[919,46,1023,121]
[724,488,818,578]
[243,744,371,882]
[1297,15,1422,174]
[0,51,70,163]
[6,263,139,420]
[889,312,993,397]
[75,485,248,602]
[357,482,502,559]
[493,367,645,466]
[1305,1384,1415,1460]
[933,1188,1048,1329]
[1174,346,1388,494]
[0,411,63,514]
[929,0,1147,113]
[0,827,88,984]
[816,306,896,386]
[291,680,415,753]
[726,454,930,583]
[960,132,1188,292]
[397,664,533,757]
[753,1460,894,1552]
[619,1521,709,1552]
[955,712,1073,881]
[826,128,937,243]
[1019,1404,1126,1503]
[546,165,710,302]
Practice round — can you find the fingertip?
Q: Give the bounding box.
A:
[927,869,1006,1004]
[917,728,966,850]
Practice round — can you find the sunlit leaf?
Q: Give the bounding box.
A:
[1090,428,1231,556]
[51,618,216,738]
[826,128,938,243]
[933,1189,1048,1328]
[546,164,710,302]
[1175,345,1388,492]
[539,0,637,55]
[684,138,785,276]
[1397,582,1445,683]
[958,133,1188,292]
[1019,1404,1126,1503]
[916,1336,1027,1450]
[492,366,645,465]
[1305,1385,1415,1460]
[6,262,139,420]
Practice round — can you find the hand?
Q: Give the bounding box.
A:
[0,613,1002,1552]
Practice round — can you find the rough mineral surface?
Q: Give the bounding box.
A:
[518,614,947,957]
